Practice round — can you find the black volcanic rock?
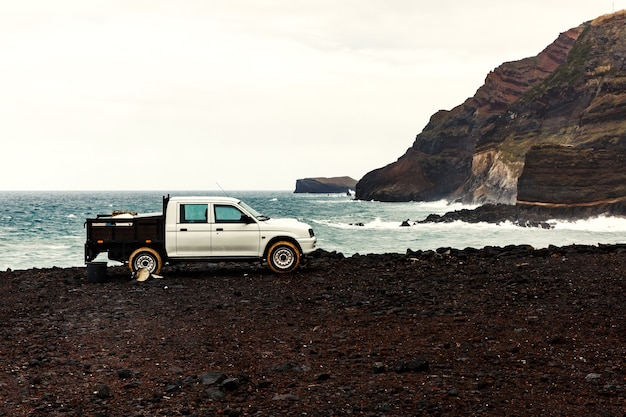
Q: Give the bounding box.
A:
[294,176,357,193]
[417,204,554,228]
[416,203,626,228]
[356,11,626,211]
[3,248,626,415]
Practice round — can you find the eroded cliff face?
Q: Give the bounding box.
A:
[517,145,626,206]
[467,149,520,204]
[356,11,626,207]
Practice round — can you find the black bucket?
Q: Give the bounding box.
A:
[86,262,108,283]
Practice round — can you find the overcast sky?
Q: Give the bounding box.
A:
[0,1,621,191]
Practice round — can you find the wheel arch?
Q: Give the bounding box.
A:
[263,236,303,259]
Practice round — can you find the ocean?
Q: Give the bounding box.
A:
[2,190,626,271]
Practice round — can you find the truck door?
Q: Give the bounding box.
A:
[174,203,211,256]
[211,204,260,257]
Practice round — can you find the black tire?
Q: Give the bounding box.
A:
[267,241,301,273]
[128,247,163,274]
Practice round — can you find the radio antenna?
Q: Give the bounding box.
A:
[216,182,229,197]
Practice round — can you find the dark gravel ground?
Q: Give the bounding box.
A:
[1,245,625,416]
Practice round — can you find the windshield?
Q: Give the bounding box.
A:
[238,200,270,221]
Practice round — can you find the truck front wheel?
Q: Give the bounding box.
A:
[129,247,163,275]
[267,241,300,273]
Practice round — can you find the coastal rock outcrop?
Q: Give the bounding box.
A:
[356,11,626,213]
[294,176,357,193]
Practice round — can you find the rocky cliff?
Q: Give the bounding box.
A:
[356,11,626,210]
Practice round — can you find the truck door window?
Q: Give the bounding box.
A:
[180,204,208,223]
[214,205,246,223]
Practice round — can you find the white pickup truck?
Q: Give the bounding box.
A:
[85,195,317,274]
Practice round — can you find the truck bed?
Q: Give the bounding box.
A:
[84,213,165,263]
[86,213,163,242]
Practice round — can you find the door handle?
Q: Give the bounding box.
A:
[180,228,187,231]
[216,228,223,231]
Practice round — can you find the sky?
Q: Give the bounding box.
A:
[0,1,623,191]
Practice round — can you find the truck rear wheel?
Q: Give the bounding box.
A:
[267,241,300,273]
[129,247,163,275]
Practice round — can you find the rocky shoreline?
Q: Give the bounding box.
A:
[1,245,625,416]
[417,202,626,228]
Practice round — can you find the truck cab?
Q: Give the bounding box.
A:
[167,197,262,258]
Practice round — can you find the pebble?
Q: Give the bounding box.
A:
[117,369,133,379]
[201,371,226,386]
[221,378,239,391]
[272,393,299,401]
[94,384,111,399]
[394,358,429,373]
[205,387,225,401]
[585,373,602,381]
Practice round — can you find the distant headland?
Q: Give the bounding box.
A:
[294,176,357,194]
